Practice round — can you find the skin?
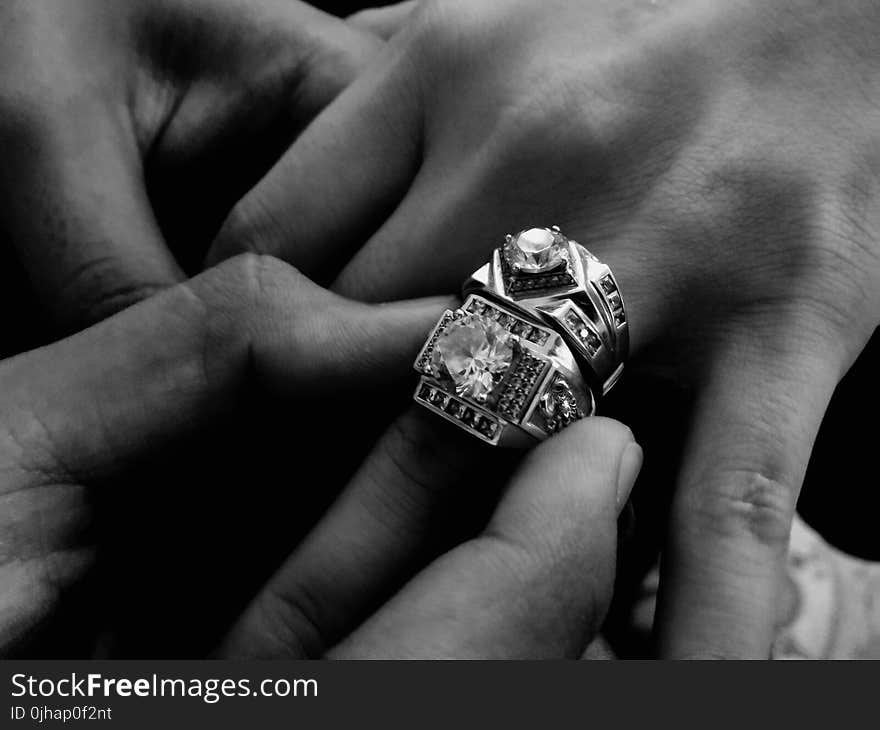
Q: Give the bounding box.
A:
[0,254,640,658]
[0,0,382,332]
[0,0,644,659]
[210,0,880,657]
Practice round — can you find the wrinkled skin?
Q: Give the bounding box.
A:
[0,255,640,658]
[213,0,880,657]
[0,0,382,331]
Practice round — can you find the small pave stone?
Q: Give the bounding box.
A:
[446,399,464,418]
[478,420,497,438]
[531,330,550,345]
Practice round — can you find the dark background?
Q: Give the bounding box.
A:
[319,0,389,16]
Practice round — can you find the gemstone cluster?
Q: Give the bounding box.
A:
[562,308,603,357]
[599,274,626,327]
[496,352,546,421]
[416,382,500,441]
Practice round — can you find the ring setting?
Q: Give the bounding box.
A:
[414,294,594,447]
[465,226,628,395]
[414,227,627,447]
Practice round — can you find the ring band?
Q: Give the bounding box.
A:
[576,244,629,365]
[413,294,594,447]
[534,297,624,395]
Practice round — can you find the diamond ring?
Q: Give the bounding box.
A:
[413,293,595,447]
[463,226,629,396]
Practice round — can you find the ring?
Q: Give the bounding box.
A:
[413,293,595,447]
[463,226,629,395]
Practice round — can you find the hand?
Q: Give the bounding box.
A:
[0,254,446,655]
[211,0,880,657]
[221,415,640,659]
[0,0,381,332]
[0,251,641,658]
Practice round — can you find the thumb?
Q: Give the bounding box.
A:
[0,254,448,484]
[331,417,643,659]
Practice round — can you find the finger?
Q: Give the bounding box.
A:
[329,98,617,302]
[348,2,418,39]
[0,254,448,485]
[655,324,842,659]
[147,0,384,263]
[331,160,502,301]
[205,36,423,283]
[329,127,594,302]
[219,406,515,658]
[0,99,183,330]
[332,418,642,659]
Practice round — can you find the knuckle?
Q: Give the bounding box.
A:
[249,580,327,658]
[487,35,694,163]
[164,258,294,399]
[211,252,296,311]
[204,252,307,353]
[485,68,663,189]
[56,256,171,327]
[490,60,594,141]
[492,89,572,150]
[483,85,608,201]
[187,253,283,338]
[381,416,451,498]
[685,468,796,551]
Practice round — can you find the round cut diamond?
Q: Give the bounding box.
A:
[431,314,515,401]
[504,227,567,273]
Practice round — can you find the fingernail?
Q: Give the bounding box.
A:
[616,441,643,512]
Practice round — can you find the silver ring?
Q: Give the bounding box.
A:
[463,226,629,395]
[413,294,594,447]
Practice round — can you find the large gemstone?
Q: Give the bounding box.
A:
[504,227,567,273]
[431,314,515,401]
